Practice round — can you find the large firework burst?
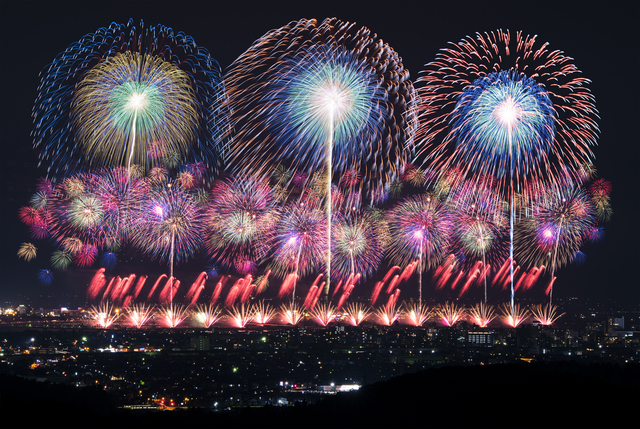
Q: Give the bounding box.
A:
[331,211,385,284]
[33,19,227,175]
[447,179,509,301]
[415,29,599,192]
[268,201,327,280]
[515,183,597,303]
[386,194,453,303]
[204,176,280,275]
[131,184,205,285]
[224,17,417,200]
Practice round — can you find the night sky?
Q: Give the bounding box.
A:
[1,0,638,307]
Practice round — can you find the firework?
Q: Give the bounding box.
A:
[331,212,384,285]
[416,30,599,310]
[90,303,121,328]
[100,252,118,271]
[500,303,528,328]
[19,207,45,226]
[17,243,37,262]
[33,19,227,176]
[343,302,371,326]
[402,301,433,326]
[416,30,598,191]
[74,244,98,267]
[132,184,204,303]
[530,304,565,326]
[268,201,327,299]
[50,250,73,270]
[311,302,337,327]
[227,304,253,328]
[467,303,496,328]
[515,184,596,304]
[250,301,277,325]
[280,303,304,326]
[386,194,453,303]
[159,305,189,328]
[185,272,208,307]
[436,302,465,327]
[192,304,222,328]
[446,179,508,301]
[225,17,416,201]
[205,176,280,274]
[126,304,153,329]
[37,269,54,286]
[375,304,400,326]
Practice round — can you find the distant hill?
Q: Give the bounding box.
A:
[2,361,638,428]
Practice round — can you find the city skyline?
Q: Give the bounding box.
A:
[1,0,638,309]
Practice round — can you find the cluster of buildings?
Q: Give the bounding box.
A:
[1,297,637,410]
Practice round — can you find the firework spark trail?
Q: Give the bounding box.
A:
[468,303,496,328]
[437,302,465,327]
[544,277,557,297]
[90,303,121,328]
[159,305,188,328]
[225,284,241,308]
[33,19,228,176]
[402,302,433,326]
[375,304,400,326]
[280,303,303,326]
[370,281,385,307]
[126,304,153,328]
[312,302,337,326]
[114,275,136,303]
[251,301,277,325]
[336,284,356,310]
[254,271,271,296]
[530,304,565,326]
[226,304,254,328]
[187,273,208,307]
[209,276,228,306]
[306,283,326,312]
[17,243,38,262]
[398,261,418,284]
[386,289,401,312]
[278,273,298,300]
[269,201,326,300]
[343,302,371,326]
[331,212,384,285]
[131,275,148,300]
[331,279,345,300]
[147,274,167,301]
[186,272,208,303]
[303,286,319,311]
[501,303,529,328]
[87,268,107,301]
[385,275,401,295]
[459,266,481,298]
[160,279,180,304]
[447,179,508,301]
[239,275,256,303]
[416,29,599,192]
[515,183,597,304]
[102,277,117,302]
[193,304,222,328]
[133,185,204,305]
[37,269,54,286]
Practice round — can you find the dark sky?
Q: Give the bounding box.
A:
[1,0,638,307]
